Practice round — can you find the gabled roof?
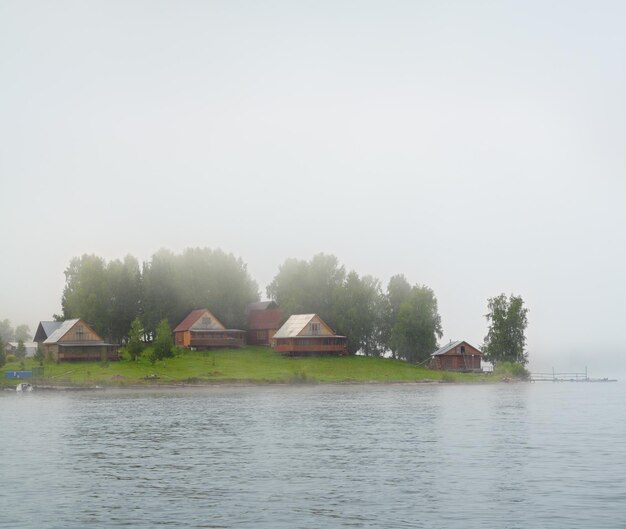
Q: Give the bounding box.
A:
[247,300,278,312]
[34,321,63,341]
[273,314,340,339]
[248,307,282,330]
[44,319,81,344]
[174,309,225,332]
[431,340,482,357]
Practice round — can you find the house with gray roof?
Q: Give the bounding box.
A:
[43,319,118,362]
[272,314,347,356]
[429,340,483,372]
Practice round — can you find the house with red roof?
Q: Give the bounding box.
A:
[174,309,245,349]
[246,301,283,346]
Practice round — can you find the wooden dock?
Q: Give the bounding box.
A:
[530,367,617,382]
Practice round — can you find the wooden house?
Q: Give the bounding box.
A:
[43,319,119,362]
[174,309,245,349]
[33,321,63,344]
[272,314,347,356]
[429,340,482,372]
[246,301,283,346]
[5,342,38,357]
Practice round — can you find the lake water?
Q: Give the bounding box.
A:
[1,382,625,528]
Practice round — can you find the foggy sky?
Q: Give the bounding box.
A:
[2,1,625,375]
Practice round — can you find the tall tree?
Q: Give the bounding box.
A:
[61,254,109,336]
[0,334,5,367]
[390,285,443,364]
[150,319,174,363]
[0,320,14,342]
[14,324,31,342]
[383,274,413,358]
[142,247,259,335]
[126,318,145,361]
[482,293,529,365]
[331,272,386,355]
[15,339,26,360]
[34,343,45,366]
[267,253,345,326]
[106,255,141,343]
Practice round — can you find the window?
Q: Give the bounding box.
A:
[201,317,211,329]
[76,325,84,340]
[310,323,320,333]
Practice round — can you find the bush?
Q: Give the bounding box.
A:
[494,361,530,380]
[6,354,16,363]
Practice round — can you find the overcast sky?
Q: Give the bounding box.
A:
[2,1,625,375]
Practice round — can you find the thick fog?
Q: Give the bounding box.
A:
[1,1,625,375]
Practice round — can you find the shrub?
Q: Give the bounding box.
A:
[6,354,16,363]
[494,361,530,380]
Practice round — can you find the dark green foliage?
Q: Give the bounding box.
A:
[331,272,386,356]
[126,318,145,361]
[0,334,5,368]
[383,274,413,358]
[267,257,443,359]
[493,361,530,380]
[15,339,27,361]
[61,254,110,337]
[34,343,45,366]
[141,248,259,336]
[59,247,259,342]
[106,255,141,344]
[150,319,174,364]
[482,293,529,365]
[267,253,345,326]
[389,285,443,364]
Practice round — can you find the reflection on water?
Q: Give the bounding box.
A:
[1,383,625,528]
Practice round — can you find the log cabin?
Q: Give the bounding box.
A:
[429,340,483,372]
[246,301,283,346]
[174,309,245,349]
[272,314,347,356]
[43,319,119,361]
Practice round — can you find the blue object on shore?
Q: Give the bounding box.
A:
[4,371,33,379]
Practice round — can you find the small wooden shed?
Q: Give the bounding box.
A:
[174,309,245,349]
[246,301,283,346]
[429,340,483,372]
[272,314,347,356]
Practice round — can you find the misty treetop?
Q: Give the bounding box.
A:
[61,248,259,342]
[0,319,32,342]
[57,248,445,363]
[267,254,444,362]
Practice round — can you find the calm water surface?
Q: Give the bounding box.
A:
[1,383,625,528]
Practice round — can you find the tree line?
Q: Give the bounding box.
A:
[57,249,444,364]
[56,248,528,365]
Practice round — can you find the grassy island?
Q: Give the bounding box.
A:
[0,346,501,388]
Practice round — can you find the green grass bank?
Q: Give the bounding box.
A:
[1,346,499,388]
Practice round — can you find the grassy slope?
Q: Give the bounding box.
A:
[1,346,490,387]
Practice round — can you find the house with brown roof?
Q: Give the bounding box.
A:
[429,340,483,372]
[43,319,119,362]
[246,301,283,346]
[272,314,347,356]
[174,309,245,349]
